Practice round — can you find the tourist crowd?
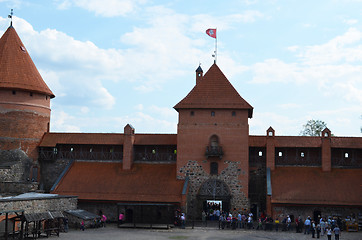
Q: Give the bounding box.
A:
[200,210,345,240]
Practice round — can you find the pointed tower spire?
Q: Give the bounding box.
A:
[196,64,203,84]
[0,26,54,97]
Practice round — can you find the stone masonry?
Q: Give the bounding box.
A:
[179,159,249,218]
[0,195,77,213]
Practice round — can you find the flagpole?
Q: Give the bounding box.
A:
[214,28,217,64]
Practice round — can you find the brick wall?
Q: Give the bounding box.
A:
[177,108,250,216]
[0,89,50,162]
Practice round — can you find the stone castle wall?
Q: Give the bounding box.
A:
[272,204,362,221]
[0,195,77,213]
[0,149,32,182]
[0,149,39,195]
[178,159,249,219]
[40,158,72,192]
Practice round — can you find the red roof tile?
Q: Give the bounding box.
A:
[39,133,177,147]
[331,137,362,148]
[52,162,185,203]
[271,167,362,206]
[249,136,267,146]
[174,64,253,117]
[275,136,321,147]
[135,134,177,145]
[39,133,124,147]
[0,26,54,97]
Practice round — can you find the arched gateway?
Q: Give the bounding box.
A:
[197,179,231,214]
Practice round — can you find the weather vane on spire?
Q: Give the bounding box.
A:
[8,9,13,27]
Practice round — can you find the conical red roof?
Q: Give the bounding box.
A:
[174,64,253,117]
[0,26,54,98]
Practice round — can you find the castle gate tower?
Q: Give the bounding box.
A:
[0,25,54,182]
[174,64,253,217]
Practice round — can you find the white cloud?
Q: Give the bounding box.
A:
[298,28,362,65]
[278,103,301,110]
[250,28,362,106]
[251,59,304,84]
[191,10,264,32]
[134,104,143,111]
[90,85,115,110]
[80,106,89,114]
[51,110,81,132]
[149,105,177,118]
[249,112,302,136]
[56,0,147,17]
[344,19,358,25]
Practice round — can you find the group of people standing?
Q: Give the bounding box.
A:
[202,210,343,240]
[213,211,255,230]
[303,216,341,240]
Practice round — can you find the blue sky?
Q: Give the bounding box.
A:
[0,0,361,136]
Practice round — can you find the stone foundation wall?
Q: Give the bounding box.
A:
[178,160,249,219]
[0,149,32,183]
[0,182,38,196]
[272,204,362,221]
[40,158,71,192]
[0,195,77,213]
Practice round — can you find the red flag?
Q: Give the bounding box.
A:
[206,28,216,38]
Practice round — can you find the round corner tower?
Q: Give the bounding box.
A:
[0,25,54,166]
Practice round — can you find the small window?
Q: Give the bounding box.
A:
[278,151,283,157]
[232,111,236,116]
[268,131,273,136]
[46,96,48,100]
[211,111,215,117]
[324,132,329,137]
[30,92,33,97]
[12,90,16,95]
[70,147,74,152]
[31,166,38,182]
[210,162,218,175]
[258,151,263,157]
[301,152,305,158]
[344,152,349,158]
[53,148,58,154]
[190,111,194,116]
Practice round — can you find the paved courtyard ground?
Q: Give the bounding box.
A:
[56,224,362,240]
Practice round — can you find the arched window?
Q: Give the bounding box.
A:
[209,135,219,147]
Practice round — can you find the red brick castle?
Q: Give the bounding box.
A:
[1,25,361,224]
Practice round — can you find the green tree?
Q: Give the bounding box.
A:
[300,119,327,136]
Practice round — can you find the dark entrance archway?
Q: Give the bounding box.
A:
[196,179,231,219]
